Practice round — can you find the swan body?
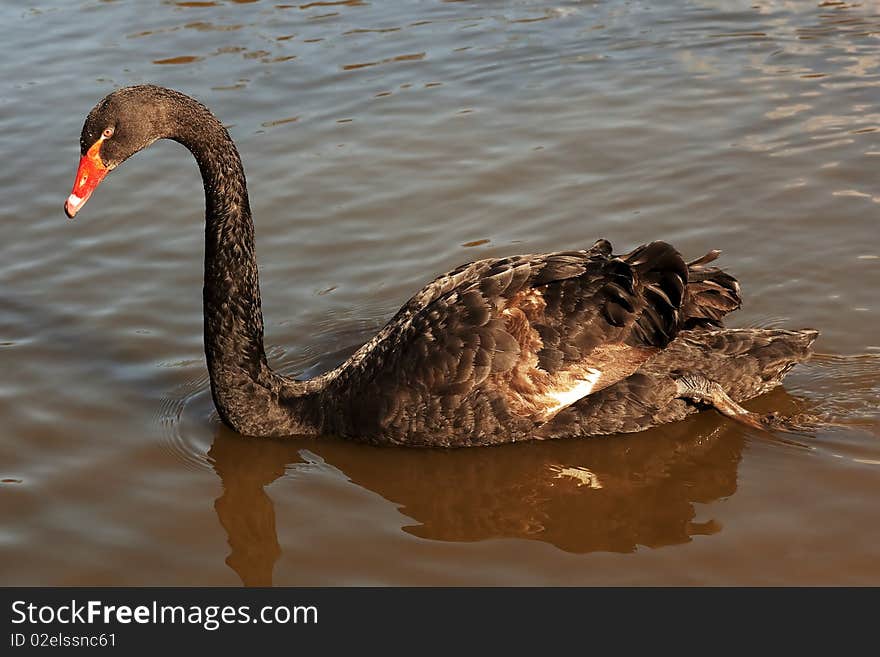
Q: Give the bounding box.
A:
[65,86,817,446]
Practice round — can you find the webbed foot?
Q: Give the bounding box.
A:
[675,374,813,435]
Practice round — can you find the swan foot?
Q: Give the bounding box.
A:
[754,411,824,434]
[675,374,811,435]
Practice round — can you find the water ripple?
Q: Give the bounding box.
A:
[156,371,215,472]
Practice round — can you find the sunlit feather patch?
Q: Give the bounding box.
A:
[543,368,602,416]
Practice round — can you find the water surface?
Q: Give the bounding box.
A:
[1,0,879,585]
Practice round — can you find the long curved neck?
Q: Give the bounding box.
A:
[167,97,314,434]
[191,123,265,379]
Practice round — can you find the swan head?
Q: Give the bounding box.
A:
[65,85,178,218]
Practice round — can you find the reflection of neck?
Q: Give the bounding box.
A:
[214,480,280,587]
[209,432,302,586]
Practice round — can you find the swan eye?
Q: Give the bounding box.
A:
[102,127,114,139]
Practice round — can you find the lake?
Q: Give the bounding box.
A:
[1,0,878,585]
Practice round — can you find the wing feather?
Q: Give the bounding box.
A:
[324,240,741,441]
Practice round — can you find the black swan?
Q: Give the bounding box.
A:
[64,85,817,447]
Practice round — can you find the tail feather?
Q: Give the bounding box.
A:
[686,249,722,267]
[682,250,742,328]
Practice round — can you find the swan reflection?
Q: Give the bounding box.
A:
[208,387,803,585]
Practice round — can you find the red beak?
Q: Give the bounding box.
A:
[64,139,109,219]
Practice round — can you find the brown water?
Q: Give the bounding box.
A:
[1,0,879,586]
